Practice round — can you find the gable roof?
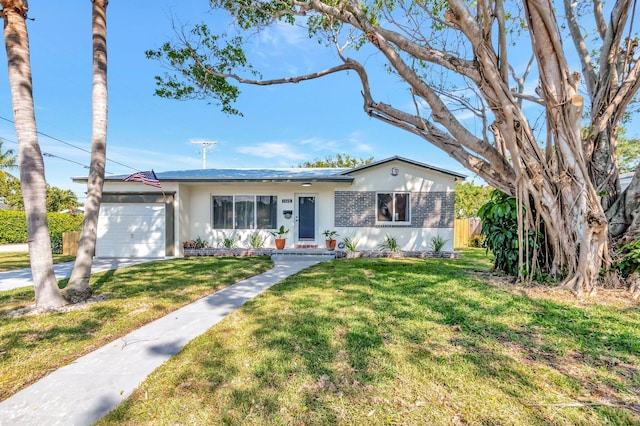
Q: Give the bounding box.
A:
[341,156,466,179]
[73,156,465,184]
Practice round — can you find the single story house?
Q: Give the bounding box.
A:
[73,156,465,258]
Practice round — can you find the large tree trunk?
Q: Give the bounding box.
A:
[520,0,609,295]
[63,0,108,303]
[149,0,640,296]
[607,164,640,243]
[2,0,65,308]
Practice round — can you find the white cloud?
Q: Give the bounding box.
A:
[237,142,307,162]
[259,21,306,47]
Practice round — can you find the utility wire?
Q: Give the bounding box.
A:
[0,136,115,175]
[0,115,138,172]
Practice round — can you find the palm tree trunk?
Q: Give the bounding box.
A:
[64,0,109,302]
[1,0,65,308]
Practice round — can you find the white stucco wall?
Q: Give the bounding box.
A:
[176,186,191,257]
[335,160,458,252]
[349,160,456,193]
[183,181,351,249]
[99,158,460,254]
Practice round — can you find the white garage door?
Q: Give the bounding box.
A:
[96,203,166,258]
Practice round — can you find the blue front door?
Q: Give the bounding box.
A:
[298,196,315,240]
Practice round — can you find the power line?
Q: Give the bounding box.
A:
[0,115,138,172]
[1,136,115,175]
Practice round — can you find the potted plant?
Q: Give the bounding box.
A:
[270,225,289,250]
[343,235,360,258]
[378,234,402,258]
[429,234,449,257]
[323,229,339,250]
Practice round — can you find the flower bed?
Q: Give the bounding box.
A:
[184,248,273,257]
[183,248,460,259]
[336,250,460,259]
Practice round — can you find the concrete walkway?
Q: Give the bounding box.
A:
[0,258,159,292]
[0,243,28,253]
[0,258,320,426]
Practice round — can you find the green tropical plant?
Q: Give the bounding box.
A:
[0,140,17,172]
[430,234,449,252]
[378,234,400,253]
[343,236,360,252]
[220,233,239,249]
[270,225,289,239]
[193,236,209,249]
[247,232,266,249]
[477,190,540,276]
[322,229,338,242]
[615,240,640,275]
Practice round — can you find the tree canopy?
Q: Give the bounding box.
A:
[0,171,82,212]
[454,182,493,219]
[148,0,640,296]
[298,153,374,168]
[0,140,16,172]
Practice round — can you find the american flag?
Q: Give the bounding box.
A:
[123,170,162,188]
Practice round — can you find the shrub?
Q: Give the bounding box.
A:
[220,233,239,249]
[247,232,266,249]
[193,236,209,249]
[468,234,485,248]
[378,234,400,252]
[343,236,360,252]
[50,233,63,254]
[615,239,640,275]
[429,234,449,252]
[0,211,83,244]
[477,190,539,276]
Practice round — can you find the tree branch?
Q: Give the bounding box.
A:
[593,0,608,40]
[593,60,640,133]
[201,62,355,86]
[563,0,597,97]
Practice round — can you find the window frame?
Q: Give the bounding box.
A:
[211,195,278,230]
[375,191,411,225]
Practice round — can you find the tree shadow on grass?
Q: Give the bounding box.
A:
[101,257,639,424]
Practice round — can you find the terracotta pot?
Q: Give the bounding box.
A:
[275,239,286,250]
[325,239,337,250]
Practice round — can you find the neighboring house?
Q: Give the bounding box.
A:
[620,172,634,191]
[73,156,465,258]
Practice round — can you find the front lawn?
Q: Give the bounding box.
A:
[0,252,76,272]
[101,250,640,425]
[0,256,273,400]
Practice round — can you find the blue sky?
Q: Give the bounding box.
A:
[0,1,469,202]
[0,2,635,202]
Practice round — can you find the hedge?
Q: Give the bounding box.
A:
[0,210,84,244]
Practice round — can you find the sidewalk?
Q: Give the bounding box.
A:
[0,258,320,426]
[0,243,28,253]
[0,258,159,291]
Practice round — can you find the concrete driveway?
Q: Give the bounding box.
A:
[0,258,163,292]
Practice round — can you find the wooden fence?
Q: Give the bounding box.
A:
[62,232,80,256]
[454,218,482,249]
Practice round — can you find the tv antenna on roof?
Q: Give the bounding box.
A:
[190,140,218,169]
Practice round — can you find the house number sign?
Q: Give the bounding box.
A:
[282,199,293,203]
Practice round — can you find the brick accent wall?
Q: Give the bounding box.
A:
[411,192,455,228]
[335,191,376,227]
[334,191,454,228]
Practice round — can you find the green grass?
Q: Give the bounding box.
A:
[0,251,76,272]
[99,249,640,425]
[0,256,273,399]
